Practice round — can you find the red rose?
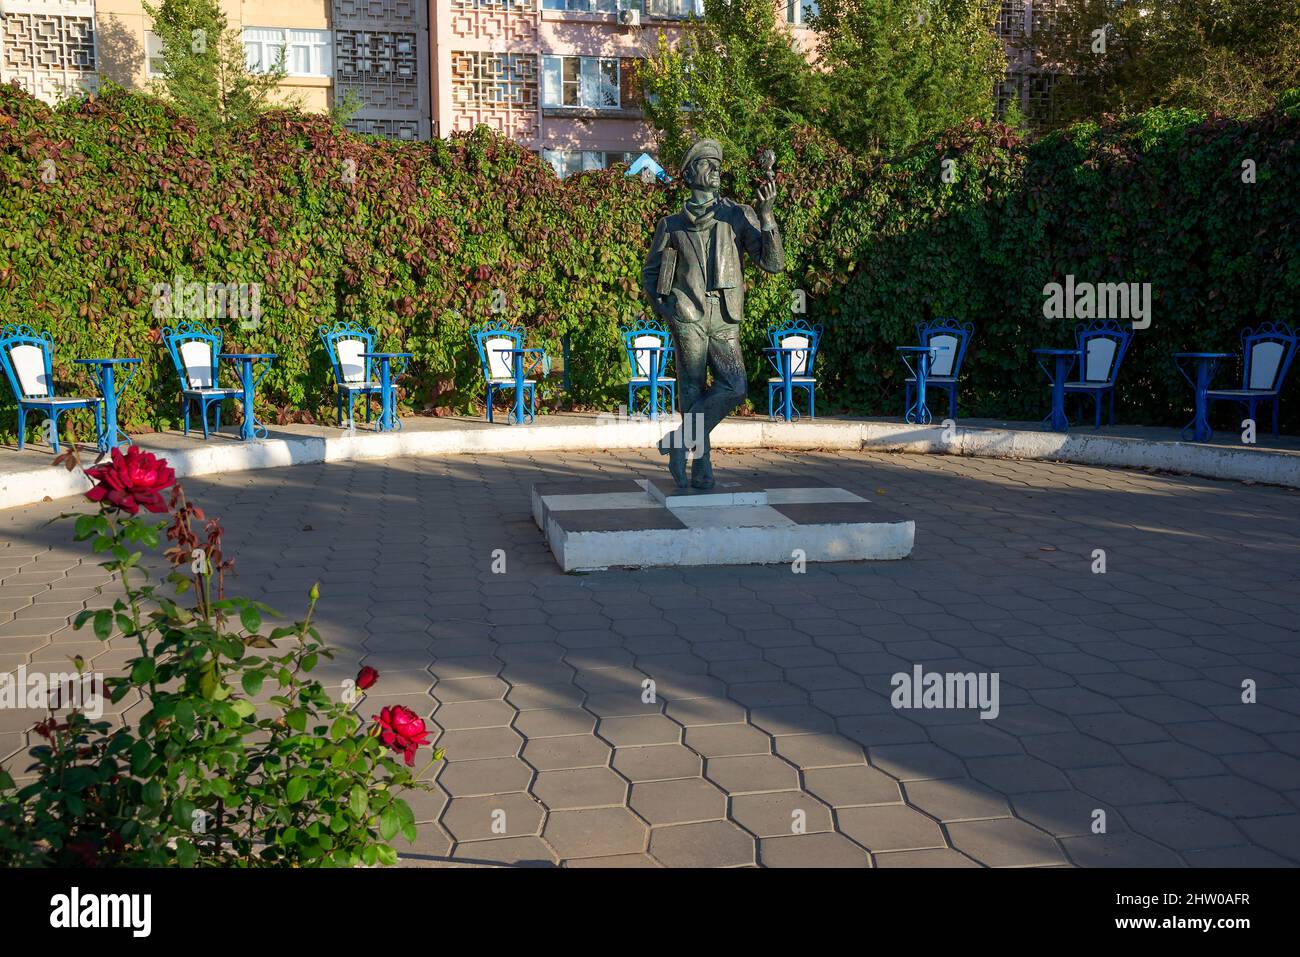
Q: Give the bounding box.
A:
[356,666,379,691]
[85,446,176,515]
[375,705,429,767]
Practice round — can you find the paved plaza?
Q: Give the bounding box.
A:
[2,448,1299,867]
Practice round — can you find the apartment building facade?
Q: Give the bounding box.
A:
[2,0,1048,173]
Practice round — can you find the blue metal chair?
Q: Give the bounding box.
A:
[906,319,975,420]
[161,321,242,439]
[1062,320,1134,428]
[0,324,104,453]
[766,319,821,419]
[471,320,537,424]
[1206,323,1298,436]
[621,319,675,419]
[318,320,381,428]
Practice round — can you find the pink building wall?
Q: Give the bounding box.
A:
[430,0,815,163]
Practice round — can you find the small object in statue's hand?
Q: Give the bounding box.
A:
[760,149,776,183]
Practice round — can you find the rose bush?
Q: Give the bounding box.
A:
[0,448,444,867]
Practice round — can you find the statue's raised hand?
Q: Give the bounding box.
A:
[755,179,777,229]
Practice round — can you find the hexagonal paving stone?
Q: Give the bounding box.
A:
[803,765,903,807]
[946,818,1067,867]
[630,778,727,826]
[514,708,597,738]
[522,735,612,772]
[451,836,558,867]
[731,791,834,838]
[533,767,628,811]
[612,744,703,783]
[650,820,756,867]
[597,714,681,746]
[1121,803,1244,851]
[543,808,648,859]
[868,743,969,782]
[506,682,586,711]
[873,848,979,868]
[434,699,517,730]
[836,805,947,852]
[441,792,545,842]
[706,754,800,794]
[1060,831,1186,867]
[758,831,870,867]
[665,696,747,727]
[684,723,772,758]
[431,676,510,703]
[564,853,662,868]
[439,757,533,798]
[903,778,1011,822]
[773,733,867,769]
[435,727,524,761]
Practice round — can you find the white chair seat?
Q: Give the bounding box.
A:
[769,376,816,383]
[1207,388,1276,396]
[21,395,101,405]
[1063,381,1112,389]
[905,376,958,384]
[341,381,381,391]
[184,387,241,396]
[489,377,535,384]
[630,376,675,382]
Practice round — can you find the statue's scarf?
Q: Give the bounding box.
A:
[681,196,735,289]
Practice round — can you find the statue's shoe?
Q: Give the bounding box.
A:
[667,445,688,488]
[690,459,714,490]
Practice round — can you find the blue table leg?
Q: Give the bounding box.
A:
[907,353,933,425]
[378,359,393,432]
[98,365,116,453]
[1049,356,1070,432]
[240,360,254,441]
[783,354,793,422]
[513,356,526,425]
[649,361,660,422]
[1192,360,1213,442]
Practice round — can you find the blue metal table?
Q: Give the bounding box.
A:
[360,352,411,433]
[492,347,547,425]
[218,353,275,441]
[1174,352,1232,442]
[1034,347,1081,432]
[764,345,807,422]
[73,357,139,453]
[637,345,669,421]
[897,345,938,424]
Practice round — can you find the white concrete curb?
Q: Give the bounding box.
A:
[3,418,1296,511]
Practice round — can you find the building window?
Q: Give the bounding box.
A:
[785,0,817,24]
[542,149,636,178]
[645,0,701,17]
[541,0,628,12]
[145,30,167,76]
[542,55,619,109]
[243,27,331,78]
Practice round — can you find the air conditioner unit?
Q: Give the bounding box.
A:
[620,8,641,26]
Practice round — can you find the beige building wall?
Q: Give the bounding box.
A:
[94,0,331,111]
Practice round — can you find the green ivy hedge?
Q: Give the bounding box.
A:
[1,83,1297,443]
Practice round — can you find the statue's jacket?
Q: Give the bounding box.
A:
[642,198,784,326]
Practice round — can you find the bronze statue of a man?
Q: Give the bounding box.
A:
[641,139,784,489]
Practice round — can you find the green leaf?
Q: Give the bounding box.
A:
[379,807,399,841]
[349,785,367,818]
[240,606,262,633]
[92,609,113,641]
[241,671,264,696]
[286,777,309,803]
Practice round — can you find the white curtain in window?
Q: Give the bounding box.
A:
[542,56,561,106]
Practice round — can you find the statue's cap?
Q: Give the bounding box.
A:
[681,139,723,173]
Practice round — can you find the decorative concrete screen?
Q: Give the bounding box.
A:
[449,49,539,140]
[0,0,98,105]
[334,0,430,140]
